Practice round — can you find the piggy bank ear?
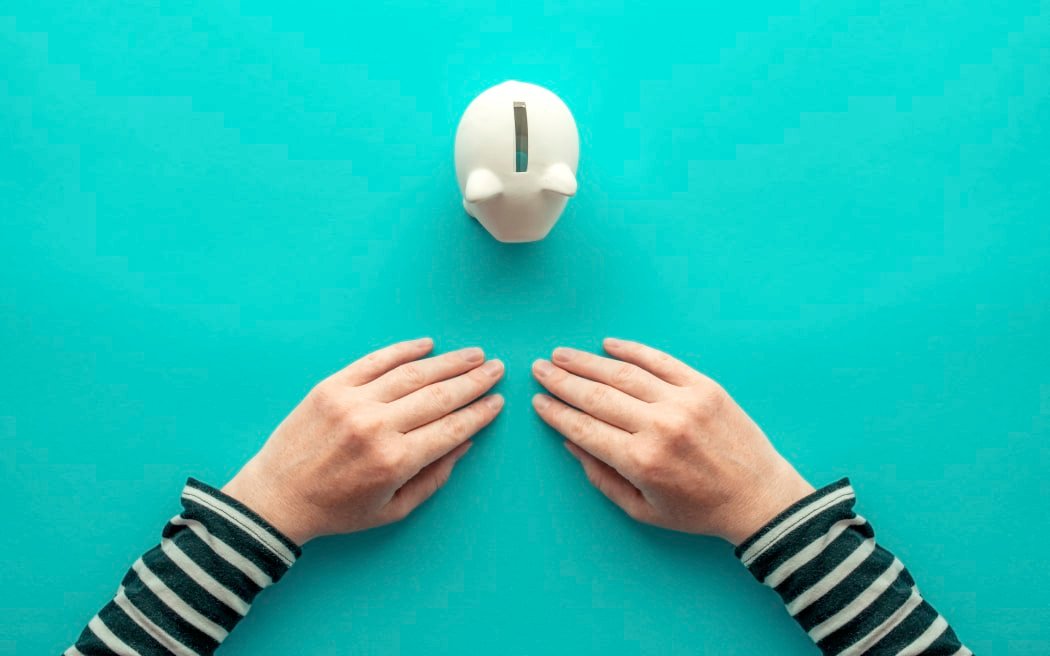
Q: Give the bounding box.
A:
[464,168,503,203]
[540,162,577,197]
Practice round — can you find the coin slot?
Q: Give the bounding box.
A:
[513,102,528,172]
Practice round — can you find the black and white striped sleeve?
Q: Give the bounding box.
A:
[736,479,970,656]
[66,478,301,655]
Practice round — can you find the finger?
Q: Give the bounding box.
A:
[382,441,472,523]
[552,347,671,402]
[404,394,504,471]
[532,359,647,432]
[532,394,636,475]
[338,338,434,386]
[364,347,486,401]
[603,338,704,386]
[389,359,504,432]
[564,442,653,522]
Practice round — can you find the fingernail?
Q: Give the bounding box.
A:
[456,442,473,460]
[461,347,484,363]
[481,359,504,377]
[552,347,573,364]
[533,359,555,378]
[533,394,551,410]
[604,338,623,349]
[416,337,434,349]
[563,442,580,459]
[485,394,504,410]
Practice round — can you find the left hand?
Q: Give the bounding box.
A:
[223,338,504,544]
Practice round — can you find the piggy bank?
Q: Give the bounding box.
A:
[454,81,579,243]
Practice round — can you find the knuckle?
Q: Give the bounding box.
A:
[426,383,452,409]
[631,444,663,477]
[311,383,347,419]
[692,382,727,418]
[585,384,609,408]
[569,413,592,438]
[399,362,426,386]
[443,411,466,437]
[653,411,690,440]
[389,502,412,522]
[612,363,636,385]
[346,411,384,438]
[375,445,407,476]
[623,501,644,521]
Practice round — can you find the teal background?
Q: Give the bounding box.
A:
[2,1,1048,653]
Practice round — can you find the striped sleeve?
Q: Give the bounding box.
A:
[735,479,971,656]
[66,478,301,655]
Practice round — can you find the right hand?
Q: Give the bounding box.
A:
[532,338,813,545]
[223,338,505,545]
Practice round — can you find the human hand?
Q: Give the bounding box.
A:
[531,338,813,545]
[222,338,504,545]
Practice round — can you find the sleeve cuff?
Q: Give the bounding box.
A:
[735,478,854,568]
[183,478,302,568]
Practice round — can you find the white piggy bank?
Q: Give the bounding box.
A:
[454,81,579,243]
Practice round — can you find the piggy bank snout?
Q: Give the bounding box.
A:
[464,187,572,243]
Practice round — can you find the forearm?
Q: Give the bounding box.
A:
[66,479,300,655]
[736,479,970,656]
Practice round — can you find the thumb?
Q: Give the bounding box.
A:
[565,441,652,522]
[381,441,472,523]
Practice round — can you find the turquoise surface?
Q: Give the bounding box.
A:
[2,1,1048,653]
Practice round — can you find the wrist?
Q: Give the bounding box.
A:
[723,467,815,546]
[222,463,315,546]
